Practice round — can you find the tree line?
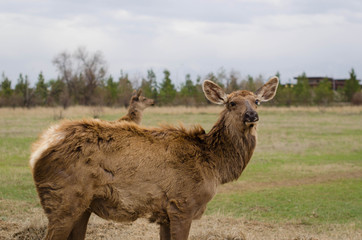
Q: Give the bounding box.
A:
[0,48,361,108]
[275,69,361,106]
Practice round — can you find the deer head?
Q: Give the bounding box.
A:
[130,89,155,110]
[203,76,279,130]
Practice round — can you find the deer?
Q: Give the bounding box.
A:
[29,77,279,240]
[118,89,155,124]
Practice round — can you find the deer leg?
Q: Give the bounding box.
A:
[169,217,192,240]
[159,222,171,240]
[40,191,92,240]
[44,208,90,240]
[67,210,92,240]
[44,219,74,240]
[166,200,193,240]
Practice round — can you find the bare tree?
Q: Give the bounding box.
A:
[52,47,107,106]
[52,51,74,97]
[74,47,107,105]
[227,70,241,92]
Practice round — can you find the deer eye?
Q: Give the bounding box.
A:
[255,99,260,106]
[230,101,236,107]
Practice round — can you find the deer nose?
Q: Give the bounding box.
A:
[244,111,259,122]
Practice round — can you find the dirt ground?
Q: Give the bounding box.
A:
[2,169,360,240]
[1,209,360,240]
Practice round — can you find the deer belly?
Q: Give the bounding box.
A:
[90,197,149,222]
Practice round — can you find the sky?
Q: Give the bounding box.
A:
[1,0,362,87]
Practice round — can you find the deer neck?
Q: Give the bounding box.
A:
[205,110,257,184]
[127,105,142,124]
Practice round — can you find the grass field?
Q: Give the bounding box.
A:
[0,106,361,239]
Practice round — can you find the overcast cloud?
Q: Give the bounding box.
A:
[1,0,362,86]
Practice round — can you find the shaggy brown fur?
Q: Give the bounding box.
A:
[30,77,279,240]
[118,89,154,124]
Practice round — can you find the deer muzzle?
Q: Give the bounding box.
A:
[244,111,259,124]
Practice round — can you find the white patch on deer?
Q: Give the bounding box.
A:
[29,124,65,169]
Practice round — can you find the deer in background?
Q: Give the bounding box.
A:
[29,77,278,240]
[118,89,154,124]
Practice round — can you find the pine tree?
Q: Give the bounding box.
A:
[141,69,158,101]
[15,74,32,107]
[118,70,133,107]
[105,76,119,106]
[315,78,333,105]
[246,75,256,92]
[179,74,198,106]
[159,70,176,105]
[344,68,360,102]
[227,71,239,92]
[275,71,281,80]
[1,73,12,97]
[0,73,13,106]
[273,72,295,106]
[180,74,197,97]
[48,78,66,106]
[35,72,48,105]
[294,72,311,105]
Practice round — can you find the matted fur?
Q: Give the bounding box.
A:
[30,77,278,240]
[29,124,65,170]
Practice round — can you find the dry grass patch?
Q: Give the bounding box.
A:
[1,105,361,119]
[0,200,39,221]
[261,106,362,114]
[5,215,361,240]
[0,106,222,120]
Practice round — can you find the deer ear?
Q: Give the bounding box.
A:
[255,76,279,102]
[202,80,227,105]
[137,89,142,97]
[132,89,137,96]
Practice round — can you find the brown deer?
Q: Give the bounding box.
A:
[118,89,155,124]
[29,77,278,240]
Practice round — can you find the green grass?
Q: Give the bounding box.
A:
[207,179,362,227]
[0,106,361,230]
[0,136,38,202]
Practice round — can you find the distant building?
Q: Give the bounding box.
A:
[293,77,348,91]
[332,79,350,90]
